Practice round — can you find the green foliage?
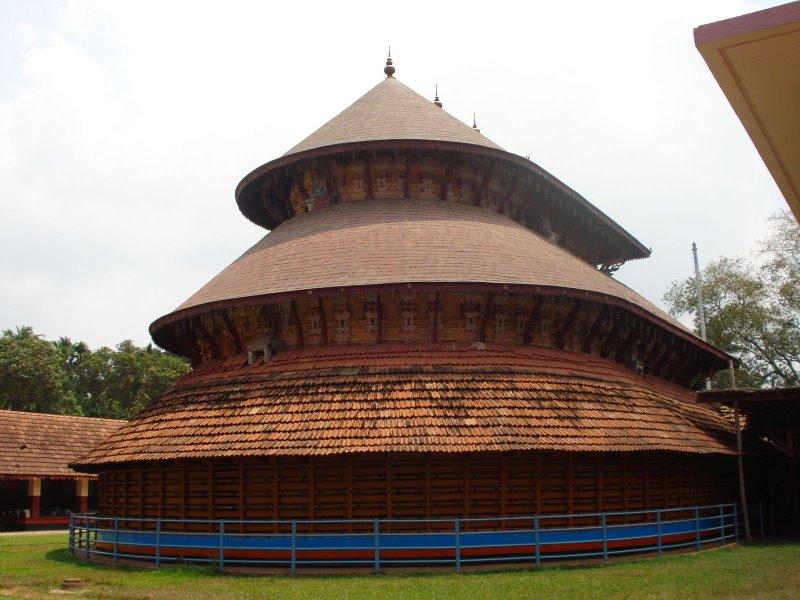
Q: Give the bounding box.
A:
[0,328,189,419]
[0,327,74,414]
[664,211,800,388]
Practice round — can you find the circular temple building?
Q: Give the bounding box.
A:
[74,58,740,567]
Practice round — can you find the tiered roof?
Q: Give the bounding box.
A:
[234,68,651,264]
[151,199,725,363]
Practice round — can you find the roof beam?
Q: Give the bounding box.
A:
[194,317,221,359]
[555,301,583,349]
[221,310,243,354]
[479,292,495,342]
[523,297,545,345]
[290,299,304,347]
[321,159,340,204]
[364,158,373,200]
[599,315,624,358]
[582,306,609,353]
[473,162,495,206]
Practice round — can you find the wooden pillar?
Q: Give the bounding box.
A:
[272,458,279,529]
[75,479,89,514]
[27,477,41,520]
[500,454,507,524]
[567,455,574,525]
[425,454,431,529]
[463,455,470,518]
[535,453,541,515]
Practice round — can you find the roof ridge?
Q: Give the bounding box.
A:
[0,408,126,423]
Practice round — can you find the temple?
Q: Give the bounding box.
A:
[72,57,741,564]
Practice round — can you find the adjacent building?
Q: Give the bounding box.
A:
[0,410,124,530]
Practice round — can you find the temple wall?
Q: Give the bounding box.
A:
[283,153,599,266]
[97,451,737,528]
[181,291,709,386]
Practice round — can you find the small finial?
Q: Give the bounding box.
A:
[472,112,480,132]
[433,84,442,108]
[384,46,395,77]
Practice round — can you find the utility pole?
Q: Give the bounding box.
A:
[692,243,711,390]
[692,242,708,342]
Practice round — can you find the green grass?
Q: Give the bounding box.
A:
[1,533,799,599]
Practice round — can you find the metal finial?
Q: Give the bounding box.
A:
[384,46,395,77]
[433,84,442,108]
[472,112,480,132]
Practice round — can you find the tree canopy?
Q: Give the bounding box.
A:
[664,211,799,388]
[0,328,189,419]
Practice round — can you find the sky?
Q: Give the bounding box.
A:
[0,0,790,349]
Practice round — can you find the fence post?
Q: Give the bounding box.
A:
[719,505,725,546]
[601,513,608,564]
[218,520,225,572]
[733,503,739,542]
[113,517,119,565]
[290,520,297,575]
[373,519,380,573]
[656,510,662,557]
[155,518,161,568]
[68,517,74,557]
[454,517,461,573]
[533,516,541,567]
[85,516,92,560]
[694,506,701,552]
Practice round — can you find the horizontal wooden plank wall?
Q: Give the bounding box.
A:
[98,451,737,532]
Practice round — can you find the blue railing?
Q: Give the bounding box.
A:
[69,503,756,573]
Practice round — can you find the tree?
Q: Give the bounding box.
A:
[0,327,75,413]
[0,327,189,418]
[73,340,189,419]
[664,211,800,388]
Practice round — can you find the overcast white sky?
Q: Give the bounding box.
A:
[0,0,789,349]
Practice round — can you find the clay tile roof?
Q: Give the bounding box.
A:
[283,76,503,156]
[159,200,684,333]
[74,343,736,469]
[0,410,125,479]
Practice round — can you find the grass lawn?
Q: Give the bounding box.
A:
[1,533,799,599]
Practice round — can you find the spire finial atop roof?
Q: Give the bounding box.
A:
[472,112,480,132]
[433,84,443,108]
[384,46,395,77]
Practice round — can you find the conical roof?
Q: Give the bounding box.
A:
[283,76,502,157]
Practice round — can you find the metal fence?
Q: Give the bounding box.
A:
[69,503,760,573]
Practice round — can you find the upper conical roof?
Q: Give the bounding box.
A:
[283,76,503,157]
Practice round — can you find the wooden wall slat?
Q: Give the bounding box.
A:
[98,452,738,526]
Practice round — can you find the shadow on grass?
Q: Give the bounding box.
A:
[38,543,785,582]
[45,547,89,565]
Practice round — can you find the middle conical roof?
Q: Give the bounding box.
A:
[283,75,503,156]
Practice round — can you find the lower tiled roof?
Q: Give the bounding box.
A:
[74,343,736,468]
[79,343,735,469]
[0,410,125,479]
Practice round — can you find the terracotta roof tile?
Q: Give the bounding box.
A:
[284,77,502,156]
[169,199,685,332]
[0,410,125,479]
[74,343,735,468]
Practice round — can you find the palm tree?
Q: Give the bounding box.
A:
[2,325,39,340]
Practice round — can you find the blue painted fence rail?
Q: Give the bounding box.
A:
[68,503,758,572]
